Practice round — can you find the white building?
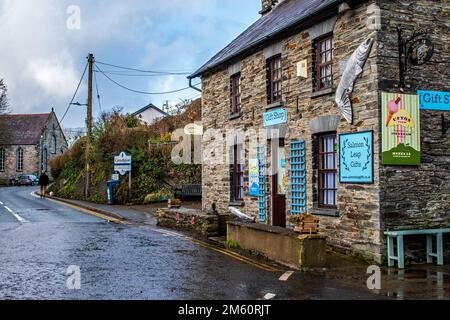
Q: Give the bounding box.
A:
[132,104,168,125]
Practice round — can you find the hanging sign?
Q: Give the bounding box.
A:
[407,37,434,66]
[263,108,288,127]
[382,93,421,166]
[184,122,204,135]
[248,159,260,197]
[418,90,450,111]
[339,131,374,184]
[114,152,132,175]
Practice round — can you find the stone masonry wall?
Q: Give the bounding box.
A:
[201,1,383,262]
[378,0,450,231]
[0,145,39,181]
[40,112,68,177]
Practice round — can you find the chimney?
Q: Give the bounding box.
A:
[260,0,278,16]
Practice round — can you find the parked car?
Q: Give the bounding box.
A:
[17,175,38,186]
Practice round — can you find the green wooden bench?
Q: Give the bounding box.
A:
[385,228,450,269]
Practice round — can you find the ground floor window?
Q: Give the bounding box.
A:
[16,147,24,172]
[0,147,5,172]
[230,144,244,202]
[317,133,338,209]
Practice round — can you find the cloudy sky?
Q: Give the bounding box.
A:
[0,0,260,128]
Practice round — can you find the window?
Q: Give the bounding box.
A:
[52,135,57,154]
[0,147,5,172]
[16,147,24,172]
[42,148,48,172]
[230,73,241,115]
[267,55,282,104]
[317,134,337,208]
[314,35,333,91]
[230,145,244,202]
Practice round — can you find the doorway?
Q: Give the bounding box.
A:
[271,138,286,228]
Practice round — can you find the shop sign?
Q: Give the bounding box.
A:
[184,122,203,135]
[339,131,374,184]
[407,37,434,66]
[382,92,421,166]
[418,90,450,111]
[248,159,260,197]
[263,108,288,127]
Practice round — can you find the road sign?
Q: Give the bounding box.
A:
[114,152,132,176]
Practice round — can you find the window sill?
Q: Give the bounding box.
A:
[230,201,245,207]
[265,101,284,110]
[310,208,339,217]
[229,112,243,121]
[311,88,334,99]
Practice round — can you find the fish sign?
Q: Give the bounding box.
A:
[335,38,374,124]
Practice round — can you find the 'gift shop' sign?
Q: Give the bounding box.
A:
[263,108,288,127]
[418,90,450,111]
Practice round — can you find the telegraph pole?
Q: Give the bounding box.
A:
[85,53,94,198]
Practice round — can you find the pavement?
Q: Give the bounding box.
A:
[0,186,449,300]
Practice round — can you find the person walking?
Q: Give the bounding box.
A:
[39,171,50,198]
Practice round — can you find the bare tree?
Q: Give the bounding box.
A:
[0,79,9,114]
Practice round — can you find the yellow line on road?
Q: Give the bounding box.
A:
[45,197,127,225]
[190,239,282,272]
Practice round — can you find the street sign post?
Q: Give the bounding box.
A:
[114,152,132,195]
[114,152,132,175]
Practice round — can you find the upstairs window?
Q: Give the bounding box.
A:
[230,73,241,115]
[0,147,5,172]
[317,133,337,209]
[16,147,24,172]
[313,35,333,92]
[267,55,282,104]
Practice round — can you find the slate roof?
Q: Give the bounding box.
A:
[132,104,169,117]
[189,0,341,79]
[0,114,50,145]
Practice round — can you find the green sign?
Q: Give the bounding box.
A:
[382,92,421,166]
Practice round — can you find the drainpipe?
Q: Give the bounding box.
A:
[189,78,202,93]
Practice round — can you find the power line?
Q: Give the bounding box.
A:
[93,70,183,78]
[95,64,200,96]
[61,62,88,123]
[96,60,191,75]
[94,70,102,113]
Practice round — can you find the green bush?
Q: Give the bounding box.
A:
[51,103,201,205]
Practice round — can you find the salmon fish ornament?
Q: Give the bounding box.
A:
[335,38,374,124]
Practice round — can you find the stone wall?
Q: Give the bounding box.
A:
[157,208,219,237]
[201,1,383,262]
[378,0,450,231]
[0,145,39,181]
[39,112,68,177]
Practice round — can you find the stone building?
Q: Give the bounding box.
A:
[189,0,449,263]
[0,110,68,183]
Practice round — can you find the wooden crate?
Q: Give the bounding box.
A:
[294,215,320,234]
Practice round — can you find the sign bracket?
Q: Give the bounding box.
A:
[397,26,434,90]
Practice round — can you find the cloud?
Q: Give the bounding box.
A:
[0,0,259,126]
[27,51,79,99]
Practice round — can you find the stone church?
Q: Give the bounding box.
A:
[0,109,68,184]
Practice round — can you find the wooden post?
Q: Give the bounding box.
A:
[85,53,94,198]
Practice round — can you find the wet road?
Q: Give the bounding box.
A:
[0,186,447,300]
